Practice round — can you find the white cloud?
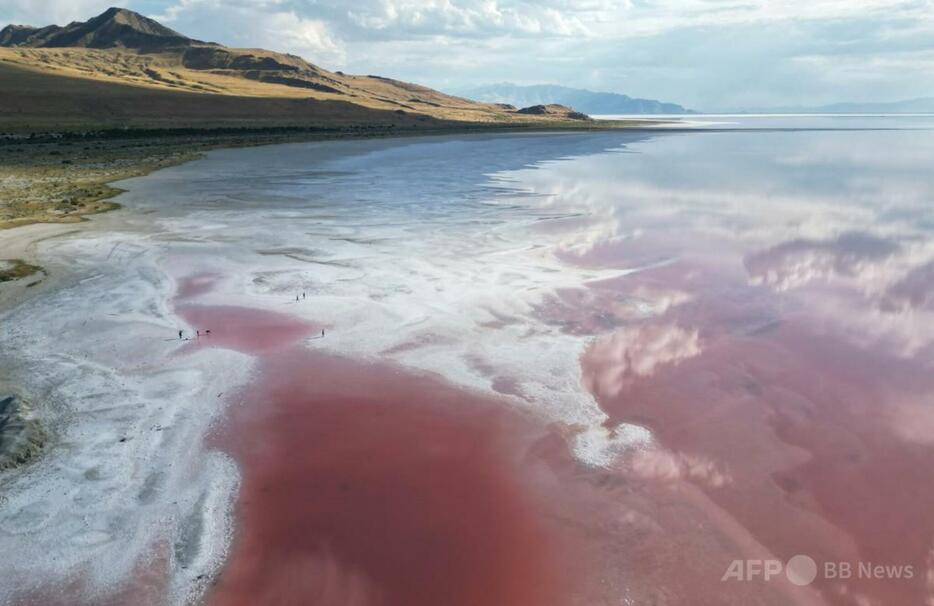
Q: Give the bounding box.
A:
[345,0,594,38]
[3,0,934,107]
[335,0,922,41]
[0,0,124,25]
[157,0,346,65]
[591,0,921,37]
[256,11,345,64]
[792,49,934,83]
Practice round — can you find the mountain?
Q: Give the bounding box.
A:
[0,7,194,49]
[0,24,55,47]
[737,98,934,114]
[0,8,592,132]
[459,83,693,115]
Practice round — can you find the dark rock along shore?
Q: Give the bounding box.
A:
[0,394,47,470]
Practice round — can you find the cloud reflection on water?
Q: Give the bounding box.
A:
[488,119,934,605]
[494,126,934,364]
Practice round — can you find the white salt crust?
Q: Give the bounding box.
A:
[0,134,656,604]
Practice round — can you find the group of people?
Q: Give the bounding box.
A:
[175,291,325,340]
[177,329,211,340]
[296,292,326,337]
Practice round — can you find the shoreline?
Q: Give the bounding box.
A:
[0,120,640,233]
[0,121,651,316]
[0,123,637,319]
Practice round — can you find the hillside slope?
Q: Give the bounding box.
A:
[0,60,460,131]
[0,8,591,132]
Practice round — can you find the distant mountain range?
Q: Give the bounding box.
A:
[735,98,934,114]
[458,83,694,115]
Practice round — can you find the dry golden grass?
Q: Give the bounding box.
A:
[0,133,333,229]
[0,136,195,229]
[0,46,544,128]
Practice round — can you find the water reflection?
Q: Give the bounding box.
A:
[744,232,900,291]
[495,125,934,358]
[582,322,701,397]
[492,120,934,605]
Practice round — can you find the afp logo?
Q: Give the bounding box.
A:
[722,555,818,586]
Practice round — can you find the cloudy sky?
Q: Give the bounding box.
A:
[3,0,934,110]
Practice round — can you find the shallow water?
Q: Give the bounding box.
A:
[1,121,933,605]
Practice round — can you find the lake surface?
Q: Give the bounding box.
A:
[2,118,933,605]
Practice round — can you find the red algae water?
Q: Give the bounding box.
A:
[179,291,803,606]
[172,279,588,606]
[207,348,580,606]
[177,304,317,353]
[579,256,934,605]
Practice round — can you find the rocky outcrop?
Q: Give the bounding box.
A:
[181,47,307,72]
[516,104,592,120]
[0,395,47,471]
[0,259,42,283]
[180,47,345,93]
[0,24,51,47]
[249,74,342,94]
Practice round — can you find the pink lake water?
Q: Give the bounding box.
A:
[3,119,934,605]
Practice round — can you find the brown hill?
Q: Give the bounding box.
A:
[0,8,591,132]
